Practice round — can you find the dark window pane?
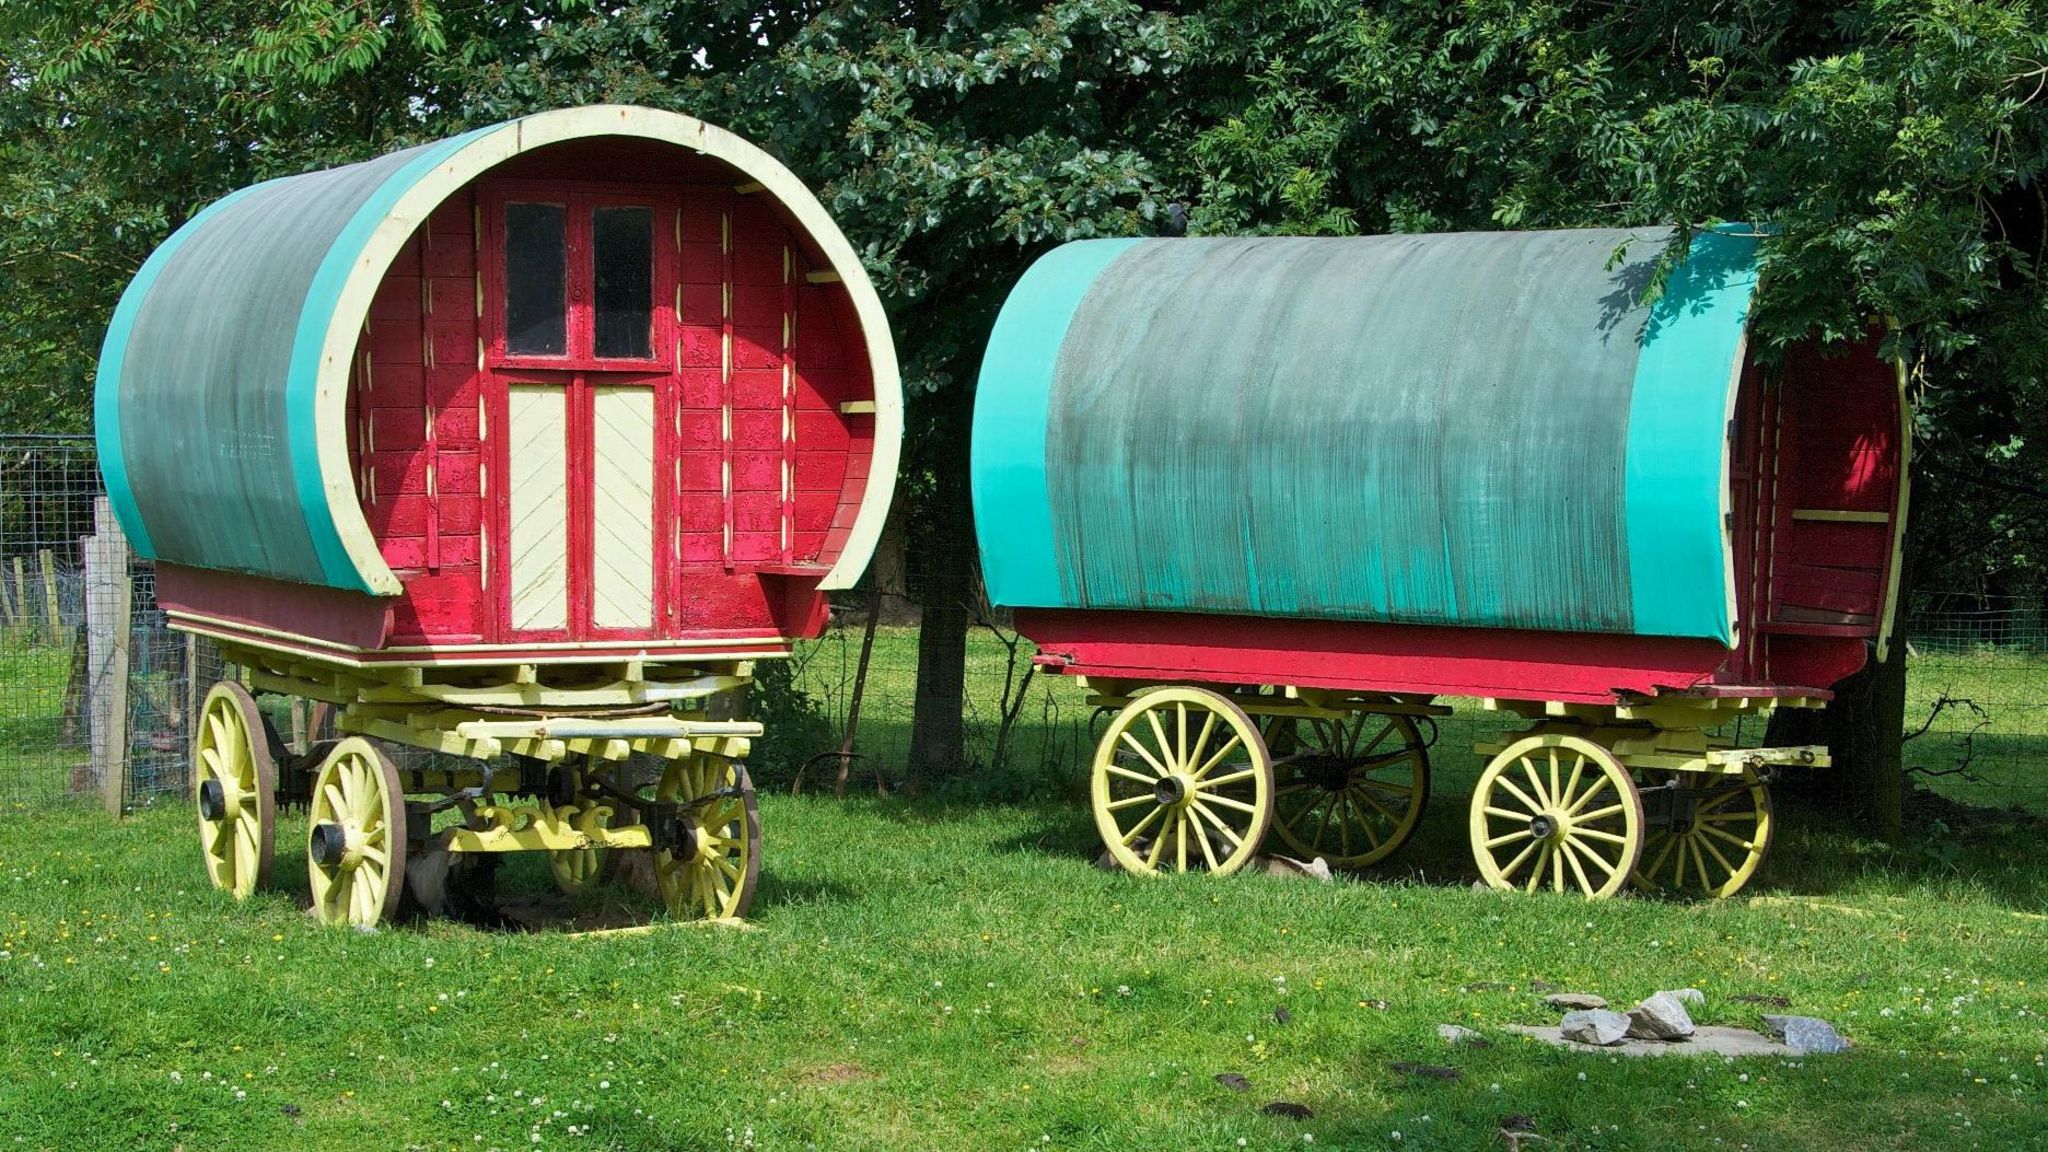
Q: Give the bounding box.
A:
[505,202,566,355]
[593,206,653,359]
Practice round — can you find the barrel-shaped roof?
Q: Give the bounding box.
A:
[971,227,1759,643]
[97,105,900,595]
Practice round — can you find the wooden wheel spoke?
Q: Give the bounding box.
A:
[1526,843,1554,892]
[1346,784,1400,826]
[1556,756,1586,815]
[1698,823,1759,851]
[1103,793,1154,812]
[1344,791,1386,849]
[1119,803,1168,847]
[1194,816,1221,871]
[1559,838,1598,894]
[1105,762,1157,786]
[1562,775,1612,818]
[1693,787,1750,816]
[1695,832,1741,880]
[1283,794,1327,832]
[1144,709,1178,773]
[1356,719,1397,758]
[1495,838,1541,881]
[1481,804,1531,823]
[1641,833,1677,882]
[1355,769,1415,794]
[1198,767,1261,790]
[1572,826,1631,846]
[1575,802,1628,824]
[1186,712,1218,774]
[1484,828,1531,849]
[1175,812,1189,873]
[1493,774,1544,816]
[1191,734,1245,780]
[1145,820,1172,869]
[1189,800,1245,849]
[1117,732,1171,779]
[1203,793,1260,816]
[1564,835,1620,878]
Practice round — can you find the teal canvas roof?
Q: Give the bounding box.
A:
[971,227,1760,643]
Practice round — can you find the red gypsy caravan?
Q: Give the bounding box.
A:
[972,228,1906,898]
[96,106,900,927]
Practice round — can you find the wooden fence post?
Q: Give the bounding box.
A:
[85,498,132,817]
[38,548,62,643]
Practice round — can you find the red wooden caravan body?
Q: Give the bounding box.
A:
[969,230,1907,899]
[98,107,899,928]
[129,111,899,668]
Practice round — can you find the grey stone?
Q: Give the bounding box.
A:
[1437,1024,1489,1047]
[1627,991,1697,1041]
[1507,1024,1795,1058]
[1761,1015,1852,1055]
[1259,855,1333,881]
[1545,992,1609,1011]
[1669,988,1706,1006]
[1559,1009,1632,1046]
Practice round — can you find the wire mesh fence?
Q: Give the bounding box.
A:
[0,435,222,813]
[778,590,2048,814]
[0,431,2043,817]
[1901,592,2048,813]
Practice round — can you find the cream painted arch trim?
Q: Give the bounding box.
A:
[311,104,904,595]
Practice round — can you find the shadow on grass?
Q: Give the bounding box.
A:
[907,783,2048,912]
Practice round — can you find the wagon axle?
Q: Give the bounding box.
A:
[196,778,226,823]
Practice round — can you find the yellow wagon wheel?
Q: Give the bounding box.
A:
[547,758,607,895]
[193,681,276,898]
[1469,734,1642,899]
[1631,766,1774,899]
[307,737,409,928]
[1091,686,1274,877]
[1265,711,1430,868]
[653,756,760,920]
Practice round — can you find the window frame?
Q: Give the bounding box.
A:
[480,180,677,374]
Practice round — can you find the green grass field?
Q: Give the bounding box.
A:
[2,791,2046,1151]
[3,629,2048,1149]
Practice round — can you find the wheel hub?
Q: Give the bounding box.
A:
[197,778,226,822]
[668,819,702,862]
[309,822,350,869]
[1296,753,1353,792]
[1527,813,1559,842]
[1153,774,1192,807]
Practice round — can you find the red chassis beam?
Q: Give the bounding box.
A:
[1016,609,1858,705]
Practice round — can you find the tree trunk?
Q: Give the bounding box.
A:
[1764,629,1908,841]
[905,438,974,784]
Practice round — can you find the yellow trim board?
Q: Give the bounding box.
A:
[1790,508,1890,523]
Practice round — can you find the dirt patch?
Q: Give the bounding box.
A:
[798,1062,876,1086]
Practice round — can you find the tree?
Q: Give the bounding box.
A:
[1167,0,2048,833]
[3,0,1185,782]
[10,1,2048,808]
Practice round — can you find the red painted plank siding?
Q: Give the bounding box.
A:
[344,146,876,652]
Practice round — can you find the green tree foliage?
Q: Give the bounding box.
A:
[1176,0,2048,597]
[8,1,2048,799]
